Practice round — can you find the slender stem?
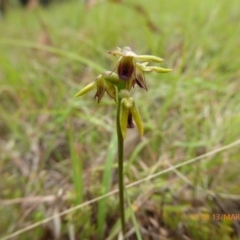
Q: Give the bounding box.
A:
[116,96,125,234]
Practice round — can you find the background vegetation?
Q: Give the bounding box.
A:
[0,0,240,239]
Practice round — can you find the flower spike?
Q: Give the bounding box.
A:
[74,46,171,235]
[75,46,171,138]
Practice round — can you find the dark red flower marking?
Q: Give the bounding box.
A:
[127,112,134,128]
[117,57,134,81]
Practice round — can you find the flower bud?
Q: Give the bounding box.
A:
[120,97,143,138]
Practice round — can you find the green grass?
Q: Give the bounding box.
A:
[0,0,240,239]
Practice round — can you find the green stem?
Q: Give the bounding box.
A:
[116,96,126,235]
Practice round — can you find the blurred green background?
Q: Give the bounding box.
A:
[0,0,240,239]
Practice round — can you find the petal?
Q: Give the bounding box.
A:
[136,62,152,72]
[148,66,172,73]
[117,56,135,81]
[109,47,137,58]
[105,82,116,101]
[74,81,96,97]
[131,104,144,137]
[120,97,134,138]
[120,98,130,139]
[94,79,105,103]
[102,71,119,84]
[108,47,122,57]
[121,47,137,57]
[137,62,149,68]
[135,55,164,63]
[135,69,147,91]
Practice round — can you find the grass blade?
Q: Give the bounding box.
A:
[125,190,142,240]
[97,132,117,238]
[69,117,83,204]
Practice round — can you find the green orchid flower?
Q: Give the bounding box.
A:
[109,47,172,91]
[119,90,143,139]
[75,71,119,103]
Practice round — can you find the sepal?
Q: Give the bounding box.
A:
[74,81,96,97]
